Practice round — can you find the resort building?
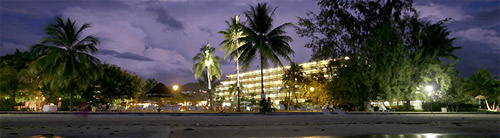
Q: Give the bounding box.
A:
[215,59,333,107]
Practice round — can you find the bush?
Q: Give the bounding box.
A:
[453,104,478,112]
[391,105,414,111]
[421,102,443,111]
[422,102,478,112]
[0,99,14,111]
[334,103,364,111]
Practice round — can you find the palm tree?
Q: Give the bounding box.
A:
[30,17,100,112]
[218,15,246,111]
[238,3,294,100]
[465,69,500,111]
[282,62,305,109]
[192,43,222,109]
[143,78,159,92]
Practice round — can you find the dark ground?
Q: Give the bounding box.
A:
[0,113,499,137]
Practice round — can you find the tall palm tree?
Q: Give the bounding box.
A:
[30,17,100,112]
[238,3,294,100]
[192,43,222,108]
[282,62,305,109]
[218,15,246,111]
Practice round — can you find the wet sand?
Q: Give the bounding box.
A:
[1,113,499,137]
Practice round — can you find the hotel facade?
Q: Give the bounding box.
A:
[214,59,333,106]
[215,58,427,110]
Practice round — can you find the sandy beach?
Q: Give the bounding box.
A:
[1,113,499,137]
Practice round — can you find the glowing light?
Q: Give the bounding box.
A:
[425,85,433,92]
[421,133,441,138]
[310,87,315,92]
[173,85,179,91]
[344,56,350,60]
[204,59,212,66]
[58,97,62,101]
[36,97,39,100]
[42,97,45,100]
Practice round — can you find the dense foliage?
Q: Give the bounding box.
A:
[296,0,465,111]
[90,64,143,104]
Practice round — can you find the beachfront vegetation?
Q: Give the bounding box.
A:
[465,69,500,111]
[191,44,222,109]
[89,64,143,104]
[219,15,246,111]
[237,3,295,111]
[0,50,39,110]
[282,62,306,110]
[29,17,101,111]
[1,1,498,112]
[295,0,498,111]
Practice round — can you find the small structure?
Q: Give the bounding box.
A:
[144,83,173,112]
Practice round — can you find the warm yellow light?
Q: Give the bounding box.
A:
[344,56,350,60]
[310,87,315,92]
[173,85,179,91]
[42,97,45,100]
[58,97,62,101]
[36,97,39,100]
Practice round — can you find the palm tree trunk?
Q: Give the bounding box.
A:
[11,90,17,111]
[260,56,264,99]
[364,98,372,111]
[11,80,18,110]
[485,98,491,110]
[287,88,291,110]
[236,57,241,112]
[207,68,212,109]
[294,87,298,104]
[69,83,74,112]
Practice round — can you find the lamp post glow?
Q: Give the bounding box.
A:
[173,85,179,91]
[425,85,434,112]
[425,86,433,93]
[58,97,62,108]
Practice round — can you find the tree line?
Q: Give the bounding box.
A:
[1,0,498,112]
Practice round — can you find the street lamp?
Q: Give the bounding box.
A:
[425,85,434,112]
[173,85,179,91]
[58,97,62,108]
[425,85,433,93]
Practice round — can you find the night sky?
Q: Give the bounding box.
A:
[1,0,498,86]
